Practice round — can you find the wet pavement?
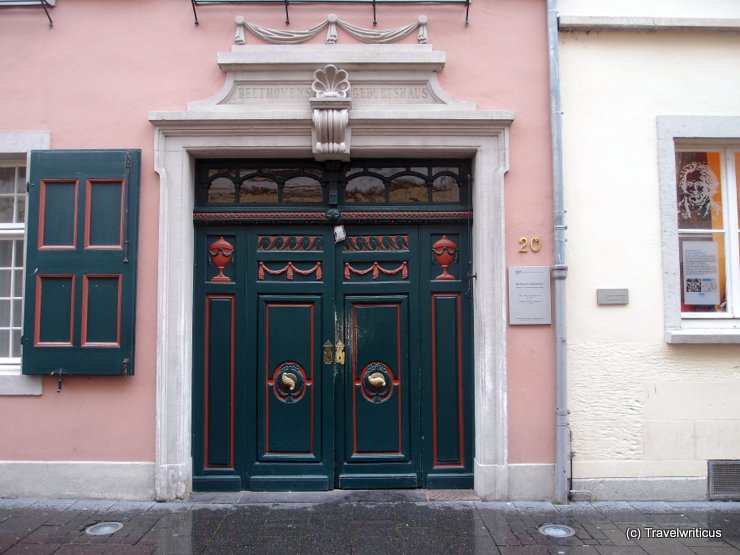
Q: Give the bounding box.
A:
[0,491,738,554]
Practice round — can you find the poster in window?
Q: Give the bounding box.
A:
[675,152,723,230]
[682,241,720,305]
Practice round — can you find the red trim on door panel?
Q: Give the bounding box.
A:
[204,294,235,470]
[84,179,125,250]
[80,275,122,347]
[38,179,78,250]
[431,293,465,468]
[264,302,315,456]
[351,302,403,456]
[33,274,75,347]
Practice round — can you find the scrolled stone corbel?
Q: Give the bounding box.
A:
[310,64,352,161]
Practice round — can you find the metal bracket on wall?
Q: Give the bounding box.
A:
[52,368,65,392]
[189,0,470,26]
[0,0,53,27]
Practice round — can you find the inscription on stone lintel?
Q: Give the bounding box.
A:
[224,83,438,105]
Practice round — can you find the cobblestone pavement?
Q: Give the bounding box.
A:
[0,491,737,554]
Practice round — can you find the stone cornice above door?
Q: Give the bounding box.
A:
[185,44,480,114]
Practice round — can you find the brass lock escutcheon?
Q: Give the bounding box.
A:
[323,340,333,365]
[335,340,345,365]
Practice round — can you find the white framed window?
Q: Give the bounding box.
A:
[659,117,740,343]
[0,162,26,362]
[0,132,49,394]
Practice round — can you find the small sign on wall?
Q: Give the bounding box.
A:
[596,289,629,305]
[508,266,552,325]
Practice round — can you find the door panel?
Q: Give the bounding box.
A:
[347,296,409,461]
[420,229,474,488]
[248,228,335,491]
[258,296,321,461]
[336,227,421,488]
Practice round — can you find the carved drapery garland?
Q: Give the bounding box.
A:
[234,14,428,45]
[344,261,408,281]
[258,261,323,281]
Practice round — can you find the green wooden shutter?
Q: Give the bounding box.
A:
[22,150,140,376]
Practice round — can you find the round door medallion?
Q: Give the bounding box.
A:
[273,361,306,403]
[360,361,393,403]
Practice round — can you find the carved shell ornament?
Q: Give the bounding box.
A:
[312,65,351,98]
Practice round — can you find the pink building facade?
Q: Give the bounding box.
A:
[0,0,555,500]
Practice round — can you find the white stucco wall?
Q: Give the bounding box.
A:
[560,0,740,19]
[560,28,740,498]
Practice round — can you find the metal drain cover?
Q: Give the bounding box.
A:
[85,522,124,535]
[538,524,576,538]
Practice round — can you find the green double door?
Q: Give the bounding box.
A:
[193,224,473,491]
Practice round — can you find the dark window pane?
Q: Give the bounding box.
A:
[0,197,13,224]
[0,168,14,194]
[12,299,21,328]
[0,271,9,297]
[11,329,21,358]
[0,299,9,325]
[13,240,23,267]
[346,175,385,203]
[207,177,236,204]
[239,177,278,203]
[15,194,24,223]
[283,176,322,203]
[16,167,26,193]
[0,329,8,358]
[389,174,428,202]
[432,175,460,202]
[0,241,11,267]
[12,270,22,297]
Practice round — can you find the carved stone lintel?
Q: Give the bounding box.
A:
[311,65,352,161]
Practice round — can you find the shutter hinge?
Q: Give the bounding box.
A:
[125,152,133,170]
[51,368,65,393]
[26,181,30,193]
[122,358,130,376]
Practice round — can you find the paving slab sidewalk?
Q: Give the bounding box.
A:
[0,491,737,554]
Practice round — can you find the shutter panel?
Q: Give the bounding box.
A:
[22,150,140,376]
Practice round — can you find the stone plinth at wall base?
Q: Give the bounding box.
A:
[572,477,706,501]
[508,464,555,501]
[474,462,556,501]
[0,461,155,500]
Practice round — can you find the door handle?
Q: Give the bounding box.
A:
[323,340,333,364]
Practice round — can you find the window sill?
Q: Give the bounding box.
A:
[666,328,740,344]
[0,366,42,395]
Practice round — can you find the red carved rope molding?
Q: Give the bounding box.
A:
[258,261,323,281]
[344,261,408,281]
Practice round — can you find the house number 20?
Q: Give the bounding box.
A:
[518,236,542,253]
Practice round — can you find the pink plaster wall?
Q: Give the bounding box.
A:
[0,0,553,464]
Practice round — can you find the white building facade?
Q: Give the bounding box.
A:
[559,0,740,499]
